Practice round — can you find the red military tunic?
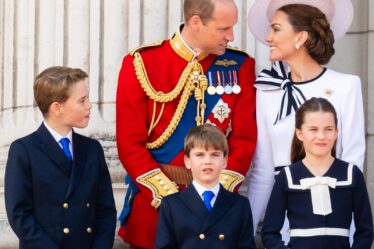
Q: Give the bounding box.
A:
[116,29,257,248]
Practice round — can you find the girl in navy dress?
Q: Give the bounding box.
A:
[261,97,373,249]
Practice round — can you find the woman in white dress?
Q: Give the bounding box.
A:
[246,0,365,242]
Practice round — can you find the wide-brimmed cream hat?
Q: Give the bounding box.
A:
[248,0,353,44]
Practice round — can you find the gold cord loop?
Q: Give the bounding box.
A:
[134,52,192,103]
[133,52,207,149]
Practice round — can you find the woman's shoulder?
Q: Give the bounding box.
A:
[324,68,361,84]
[319,69,362,98]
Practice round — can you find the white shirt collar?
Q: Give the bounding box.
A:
[192,180,220,198]
[43,121,73,145]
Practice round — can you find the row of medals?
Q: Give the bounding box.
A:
[206,70,241,95]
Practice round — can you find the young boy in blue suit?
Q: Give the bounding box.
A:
[4,66,117,249]
[155,124,256,249]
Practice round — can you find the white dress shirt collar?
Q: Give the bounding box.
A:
[44,121,73,157]
[192,180,220,207]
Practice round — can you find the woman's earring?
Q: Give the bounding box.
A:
[295,43,300,50]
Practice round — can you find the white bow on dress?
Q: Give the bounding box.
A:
[300,176,337,216]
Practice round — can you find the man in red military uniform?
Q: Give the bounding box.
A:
[116,0,257,248]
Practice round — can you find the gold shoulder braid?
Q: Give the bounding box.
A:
[129,40,164,56]
[219,170,245,191]
[133,52,208,149]
[136,169,179,209]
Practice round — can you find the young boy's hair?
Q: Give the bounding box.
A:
[184,124,228,157]
[34,66,88,116]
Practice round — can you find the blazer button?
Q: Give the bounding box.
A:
[86,203,90,208]
[63,227,70,234]
[219,234,225,240]
[86,227,92,234]
[199,233,205,240]
[63,203,69,209]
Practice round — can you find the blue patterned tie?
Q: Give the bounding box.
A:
[203,191,215,211]
[60,138,72,161]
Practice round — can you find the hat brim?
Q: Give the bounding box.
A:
[248,0,353,45]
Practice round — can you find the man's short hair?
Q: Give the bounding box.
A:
[184,124,228,157]
[183,0,215,23]
[34,66,88,116]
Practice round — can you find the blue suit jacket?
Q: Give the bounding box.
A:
[5,123,116,249]
[155,184,256,249]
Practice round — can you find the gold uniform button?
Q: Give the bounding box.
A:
[199,233,205,240]
[63,203,69,209]
[86,203,90,208]
[63,228,70,234]
[86,227,92,234]
[219,234,225,240]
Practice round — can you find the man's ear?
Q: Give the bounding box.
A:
[189,15,203,30]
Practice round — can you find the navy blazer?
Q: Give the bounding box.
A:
[5,123,117,249]
[155,184,256,249]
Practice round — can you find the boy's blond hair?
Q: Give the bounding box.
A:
[34,66,88,116]
[184,124,228,157]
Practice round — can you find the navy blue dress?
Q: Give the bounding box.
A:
[262,158,373,249]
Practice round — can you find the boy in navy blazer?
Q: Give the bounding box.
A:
[4,66,117,249]
[155,124,256,249]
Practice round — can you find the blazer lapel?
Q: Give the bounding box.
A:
[200,185,236,232]
[65,131,86,199]
[179,184,209,222]
[35,123,72,177]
